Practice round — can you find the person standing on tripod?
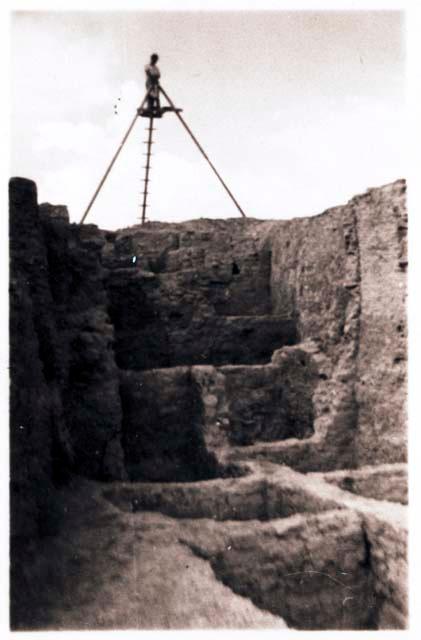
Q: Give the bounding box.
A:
[144,53,161,115]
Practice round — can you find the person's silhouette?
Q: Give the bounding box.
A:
[144,53,161,115]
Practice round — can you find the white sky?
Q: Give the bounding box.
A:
[10,8,405,229]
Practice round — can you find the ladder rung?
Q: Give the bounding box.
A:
[141,115,155,221]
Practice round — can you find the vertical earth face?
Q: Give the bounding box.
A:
[9,177,407,630]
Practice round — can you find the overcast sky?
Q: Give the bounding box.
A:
[11,9,405,229]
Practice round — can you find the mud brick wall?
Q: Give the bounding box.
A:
[9,178,63,541]
[268,180,407,468]
[268,203,362,469]
[353,180,407,464]
[9,178,127,544]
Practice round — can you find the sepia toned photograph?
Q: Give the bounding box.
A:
[8,2,408,633]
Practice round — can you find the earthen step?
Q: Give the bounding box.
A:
[119,345,315,481]
[115,314,297,370]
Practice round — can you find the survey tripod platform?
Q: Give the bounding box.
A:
[80,82,247,226]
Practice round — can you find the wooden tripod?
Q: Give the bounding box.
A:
[80,85,246,225]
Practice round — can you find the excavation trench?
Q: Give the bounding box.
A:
[180,509,381,631]
[103,463,345,521]
[9,181,408,631]
[119,349,317,482]
[102,462,407,630]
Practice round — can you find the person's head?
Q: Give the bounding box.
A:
[150,53,159,65]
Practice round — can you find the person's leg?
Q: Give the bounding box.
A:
[147,94,154,112]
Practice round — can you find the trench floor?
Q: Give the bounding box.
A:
[13,476,286,630]
[13,463,407,631]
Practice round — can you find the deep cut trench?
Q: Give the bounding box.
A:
[102,463,391,630]
[104,474,275,521]
[102,462,342,521]
[105,225,318,483]
[9,181,407,632]
[181,512,381,631]
[118,349,316,483]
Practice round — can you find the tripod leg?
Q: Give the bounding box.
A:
[158,85,247,218]
[80,90,152,224]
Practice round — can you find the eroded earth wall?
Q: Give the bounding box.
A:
[9,178,62,541]
[9,178,127,543]
[353,181,407,465]
[267,179,407,469]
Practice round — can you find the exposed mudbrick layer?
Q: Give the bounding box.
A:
[9,177,407,630]
[120,367,221,482]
